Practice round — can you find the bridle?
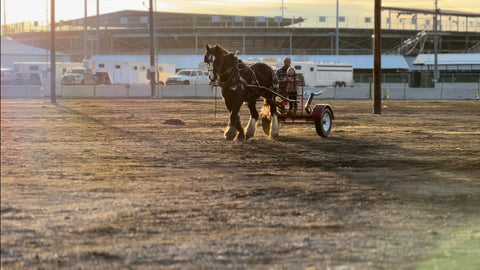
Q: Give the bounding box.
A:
[206,53,241,90]
[206,54,217,83]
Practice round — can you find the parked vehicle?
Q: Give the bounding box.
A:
[61,68,96,85]
[87,58,176,84]
[1,68,24,85]
[166,69,209,85]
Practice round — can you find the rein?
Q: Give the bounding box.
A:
[207,52,294,102]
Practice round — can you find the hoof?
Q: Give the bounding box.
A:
[269,114,279,139]
[245,118,256,140]
[224,126,237,141]
[236,132,246,141]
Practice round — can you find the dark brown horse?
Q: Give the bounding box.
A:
[204,44,279,140]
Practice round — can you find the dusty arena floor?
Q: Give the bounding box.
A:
[1,98,479,269]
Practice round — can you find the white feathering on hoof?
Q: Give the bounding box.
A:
[245,117,256,140]
[270,114,279,139]
[224,126,237,141]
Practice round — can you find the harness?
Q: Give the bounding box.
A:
[207,54,294,102]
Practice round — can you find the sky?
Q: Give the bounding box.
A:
[1,0,478,25]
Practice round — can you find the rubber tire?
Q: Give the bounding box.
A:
[314,108,332,137]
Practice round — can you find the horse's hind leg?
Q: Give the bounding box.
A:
[270,113,279,139]
[245,99,259,140]
[267,99,279,139]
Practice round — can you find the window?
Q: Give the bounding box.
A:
[365,17,371,23]
[98,63,105,68]
[29,66,39,71]
[115,65,121,69]
[294,65,302,70]
[319,16,326,23]
[339,17,345,22]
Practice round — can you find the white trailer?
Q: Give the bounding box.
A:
[86,58,175,84]
[13,62,83,85]
[282,61,354,88]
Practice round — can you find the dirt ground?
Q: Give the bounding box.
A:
[1,98,479,269]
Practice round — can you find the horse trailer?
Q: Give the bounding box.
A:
[86,58,176,85]
[284,61,354,88]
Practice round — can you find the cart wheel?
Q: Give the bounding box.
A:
[315,107,332,137]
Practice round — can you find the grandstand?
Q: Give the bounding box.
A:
[1,8,479,88]
[2,9,479,60]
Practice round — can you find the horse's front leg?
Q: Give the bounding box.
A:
[225,102,244,141]
[245,98,259,140]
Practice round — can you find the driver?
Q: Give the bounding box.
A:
[285,66,298,113]
[276,57,291,96]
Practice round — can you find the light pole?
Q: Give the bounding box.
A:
[84,0,87,60]
[373,0,382,114]
[50,0,56,103]
[433,0,439,82]
[149,0,155,97]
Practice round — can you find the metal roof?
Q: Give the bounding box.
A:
[91,54,410,70]
[1,36,67,56]
[239,55,409,70]
[382,6,480,18]
[413,53,480,65]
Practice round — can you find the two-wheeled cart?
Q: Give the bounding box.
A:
[260,79,334,137]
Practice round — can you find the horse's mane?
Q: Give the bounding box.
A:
[215,44,230,54]
[205,44,230,55]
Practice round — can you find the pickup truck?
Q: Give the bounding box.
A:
[166,69,209,85]
[61,68,96,85]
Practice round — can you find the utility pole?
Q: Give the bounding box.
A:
[96,0,99,55]
[149,0,155,97]
[50,0,56,103]
[336,0,339,55]
[373,0,382,114]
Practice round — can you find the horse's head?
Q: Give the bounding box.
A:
[204,44,230,84]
